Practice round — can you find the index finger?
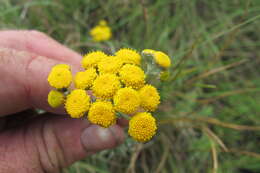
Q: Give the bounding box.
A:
[0,48,79,116]
[0,30,82,66]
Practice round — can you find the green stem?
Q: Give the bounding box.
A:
[117,112,131,120]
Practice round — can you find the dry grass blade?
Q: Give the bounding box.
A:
[210,141,218,173]
[187,148,260,159]
[127,143,143,173]
[227,148,260,158]
[198,88,260,104]
[202,126,220,173]
[198,117,260,131]
[186,59,248,85]
[202,126,228,152]
[159,117,260,131]
[141,153,149,173]
[155,134,171,173]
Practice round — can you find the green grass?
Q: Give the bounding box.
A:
[1,0,260,172]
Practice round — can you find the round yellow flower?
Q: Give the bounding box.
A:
[92,74,121,99]
[142,49,156,55]
[53,64,71,70]
[47,90,65,108]
[128,112,157,142]
[115,48,141,65]
[47,66,72,89]
[65,89,90,118]
[74,68,97,89]
[90,23,112,42]
[82,51,108,69]
[114,87,140,114]
[153,51,171,68]
[119,64,145,89]
[88,101,116,128]
[139,85,160,111]
[98,56,123,74]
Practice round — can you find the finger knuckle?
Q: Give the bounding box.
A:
[34,118,66,173]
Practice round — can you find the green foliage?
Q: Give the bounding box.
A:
[1,0,260,172]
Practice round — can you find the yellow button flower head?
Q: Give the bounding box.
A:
[47,90,65,108]
[98,56,123,74]
[82,51,108,69]
[74,68,97,89]
[139,85,160,111]
[115,48,141,66]
[153,51,171,68]
[128,112,157,142]
[142,49,156,55]
[53,64,71,70]
[92,74,121,99]
[90,20,112,42]
[88,101,116,128]
[65,89,90,118]
[114,87,140,114]
[47,64,72,89]
[119,64,145,89]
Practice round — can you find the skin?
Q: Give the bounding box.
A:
[0,30,125,173]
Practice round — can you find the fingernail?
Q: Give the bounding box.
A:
[81,125,123,153]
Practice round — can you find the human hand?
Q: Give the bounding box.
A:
[0,30,124,173]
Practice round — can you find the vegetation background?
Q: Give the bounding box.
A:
[1,0,260,172]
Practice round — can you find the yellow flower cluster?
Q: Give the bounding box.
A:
[47,48,171,142]
[89,20,112,42]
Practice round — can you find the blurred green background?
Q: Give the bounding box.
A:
[1,0,260,172]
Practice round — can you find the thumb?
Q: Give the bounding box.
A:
[0,114,124,173]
